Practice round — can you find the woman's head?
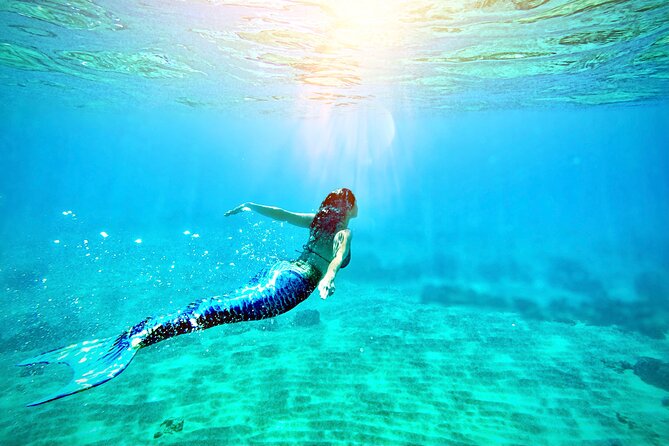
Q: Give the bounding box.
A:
[310,188,357,236]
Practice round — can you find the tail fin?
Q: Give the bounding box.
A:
[17,332,139,406]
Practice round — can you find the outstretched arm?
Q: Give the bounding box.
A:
[225,202,315,228]
[318,229,351,299]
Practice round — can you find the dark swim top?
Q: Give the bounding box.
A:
[299,243,350,269]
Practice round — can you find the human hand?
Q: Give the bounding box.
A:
[224,202,252,217]
[318,274,335,299]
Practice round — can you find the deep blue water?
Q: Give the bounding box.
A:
[2,103,668,257]
[2,102,668,340]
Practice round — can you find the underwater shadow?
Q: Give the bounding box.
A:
[421,257,669,339]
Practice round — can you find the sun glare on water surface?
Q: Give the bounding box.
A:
[293,1,408,192]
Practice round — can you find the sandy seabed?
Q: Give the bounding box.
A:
[2,279,668,446]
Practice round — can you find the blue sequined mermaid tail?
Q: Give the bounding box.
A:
[17,332,140,406]
[18,260,321,406]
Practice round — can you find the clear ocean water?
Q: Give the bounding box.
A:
[1,1,668,444]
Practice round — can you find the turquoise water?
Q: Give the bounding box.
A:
[2,1,669,445]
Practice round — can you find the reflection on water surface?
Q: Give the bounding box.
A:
[0,0,668,111]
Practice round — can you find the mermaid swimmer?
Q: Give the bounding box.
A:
[18,188,357,406]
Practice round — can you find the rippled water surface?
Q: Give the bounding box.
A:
[1,0,668,111]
